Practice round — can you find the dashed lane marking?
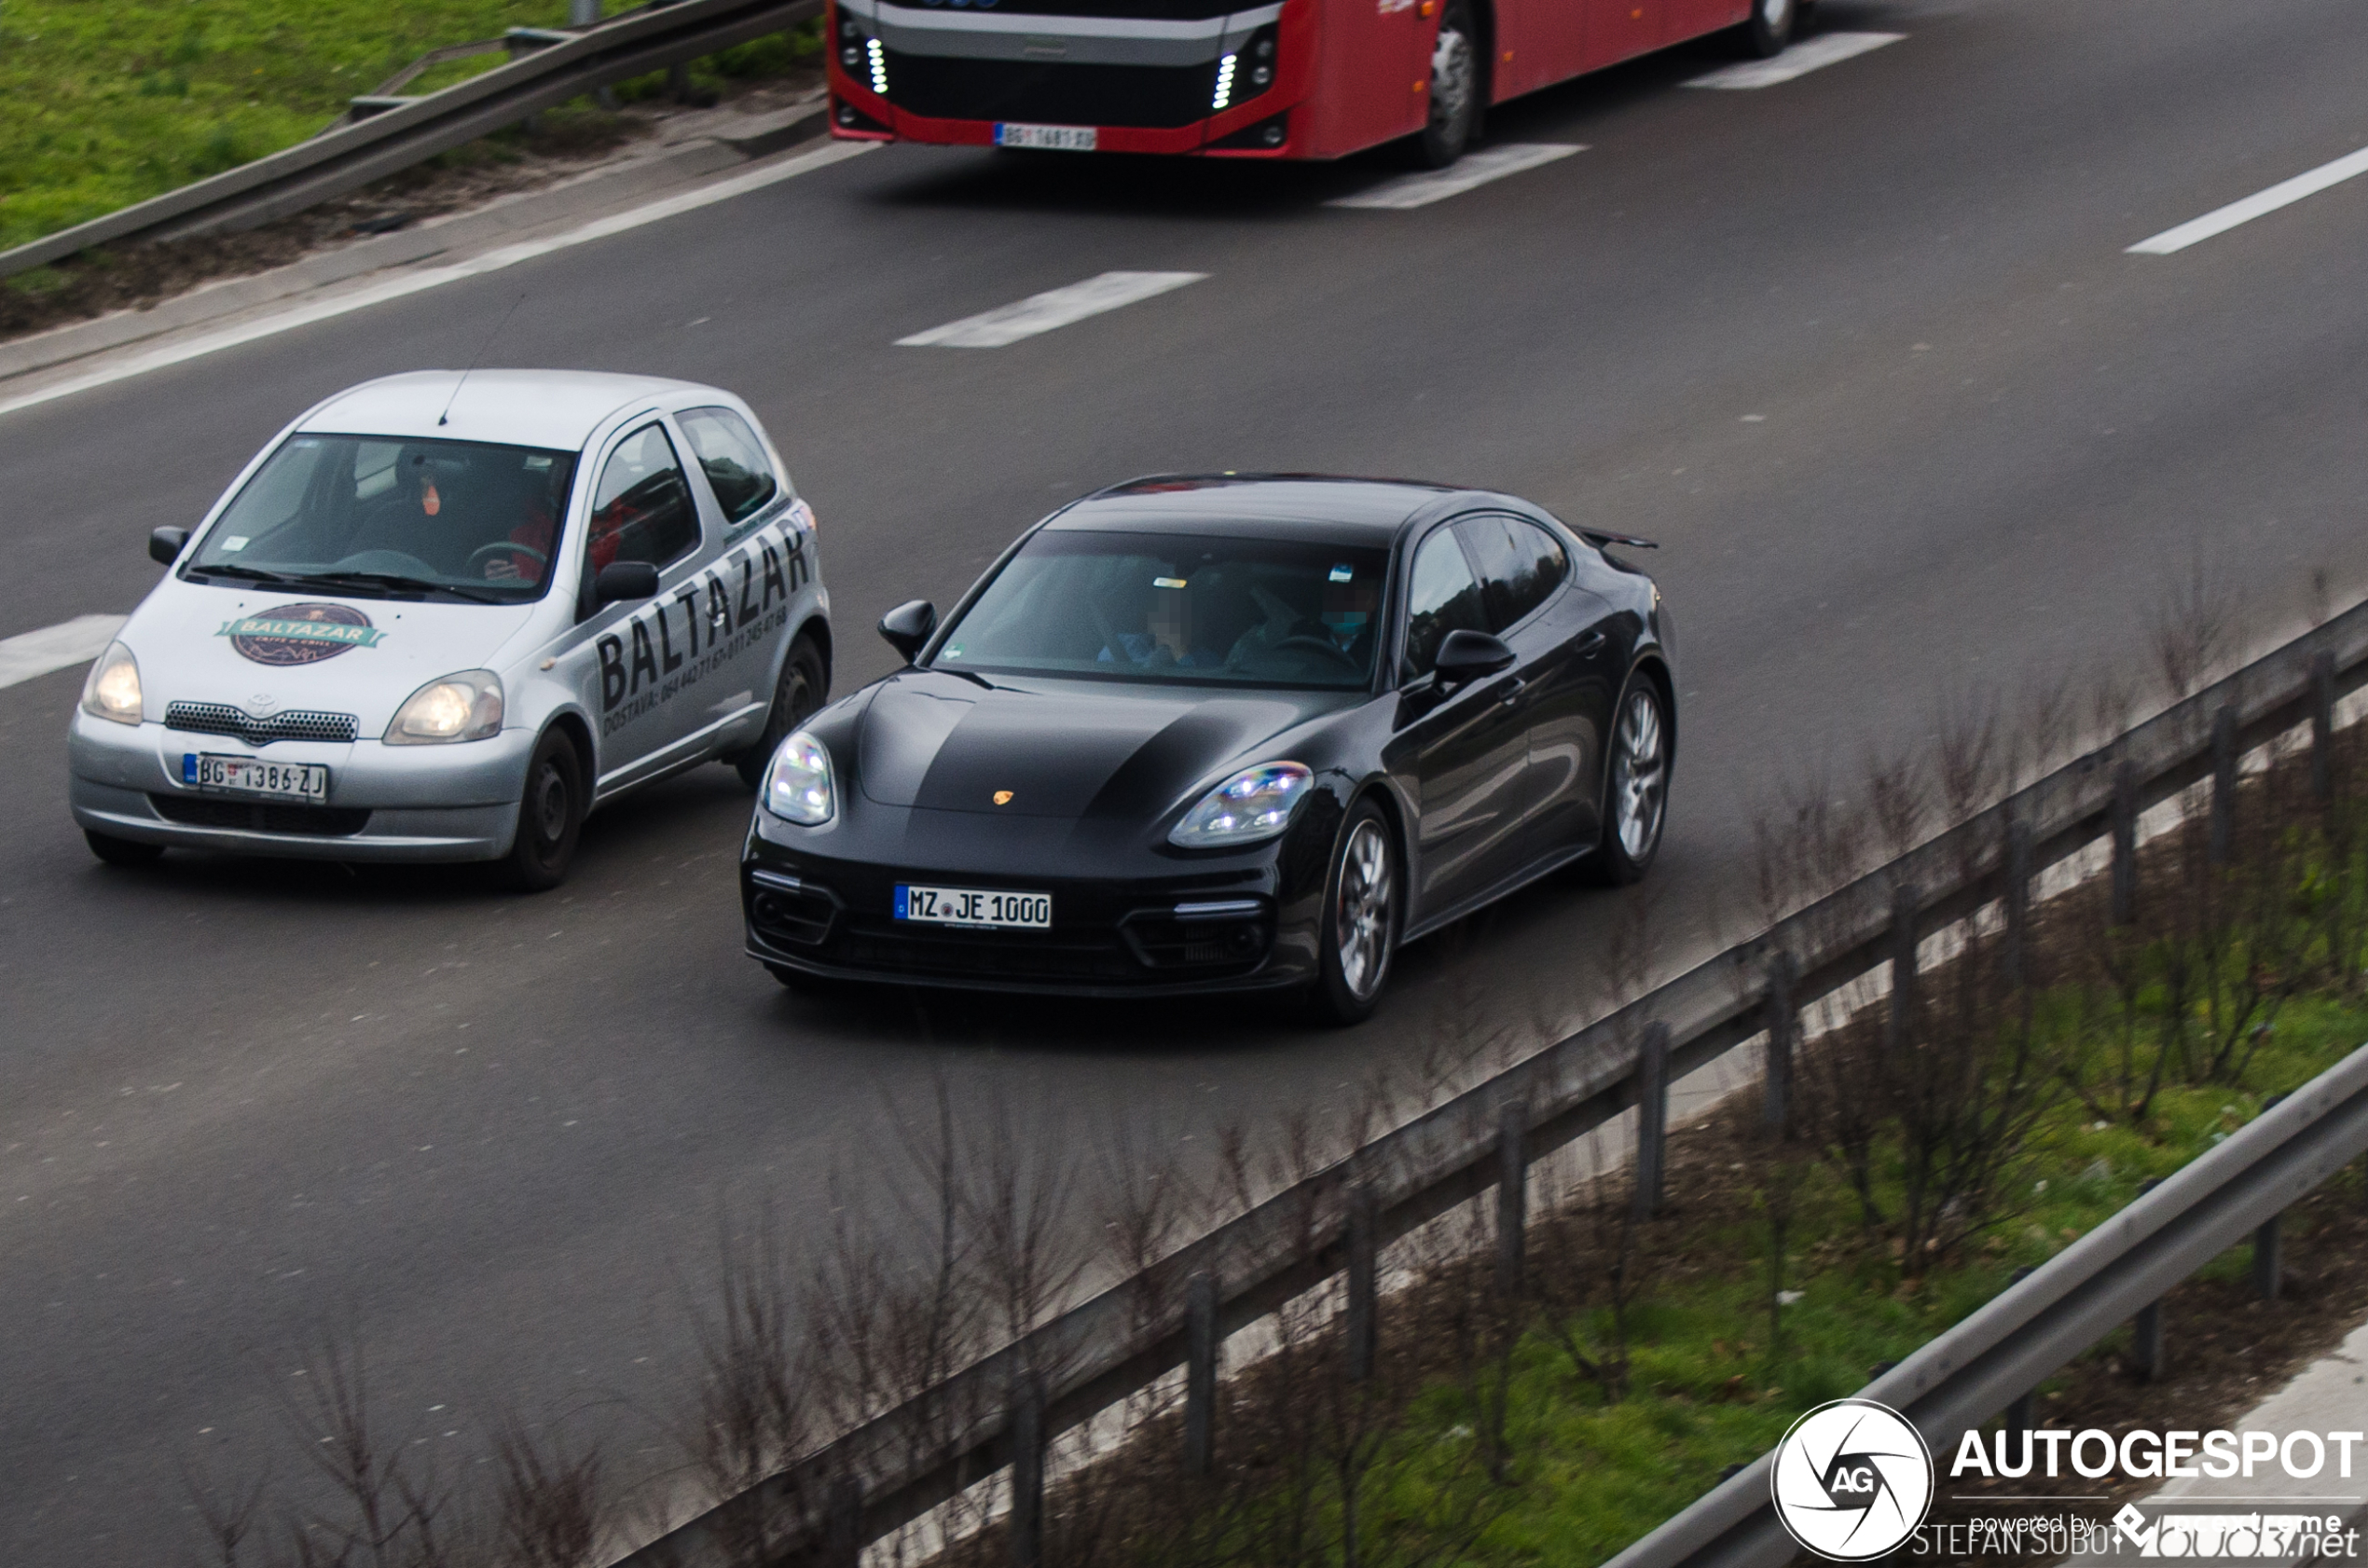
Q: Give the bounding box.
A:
[1326,143,1584,210]
[1684,31,1904,89]
[0,613,126,692]
[2127,144,2368,254]
[895,270,1208,348]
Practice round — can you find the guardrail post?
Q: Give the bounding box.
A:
[2110,761,2139,926]
[1763,951,1797,1138]
[2130,1179,2165,1381]
[1495,1100,1527,1294]
[569,0,599,23]
[1633,1024,1671,1218]
[2254,1213,2283,1300]
[2003,1265,2038,1433]
[1885,885,1921,1051]
[1009,1375,1044,1568]
[1345,1185,1379,1382]
[2311,651,2338,803]
[2210,705,2239,866]
[2003,818,2033,992]
[1184,1270,1217,1477]
[824,1475,862,1568]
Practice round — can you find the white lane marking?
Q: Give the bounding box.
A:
[0,613,126,692]
[0,140,878,424]
[1326,143,1584,210]
[895,270,1207,348]
[2127,144,2368,254]
[1684,31,1903,89]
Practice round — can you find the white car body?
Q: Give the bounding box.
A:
[67,369,830,867]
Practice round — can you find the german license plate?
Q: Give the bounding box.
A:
[995,122,1095,151]
[895,884,1052,929]
[184,753,328,802]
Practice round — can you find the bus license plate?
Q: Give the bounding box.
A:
[995,122,1095,152]
[185,753,329,802]
[895,884,1053,929]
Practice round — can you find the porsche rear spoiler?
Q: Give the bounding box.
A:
[1579,528,1659,550]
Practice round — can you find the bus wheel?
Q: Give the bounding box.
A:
[1742,0,1797,57]
[1416,1,1480,168]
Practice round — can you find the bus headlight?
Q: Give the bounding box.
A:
[80,641,143,725]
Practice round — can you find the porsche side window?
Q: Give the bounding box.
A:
[589,423,698,573]
[1458,515,1566,632]
[1401,530,1487,680]
[677,406,782,526]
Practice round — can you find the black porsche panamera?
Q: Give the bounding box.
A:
[739,475,1674,1023]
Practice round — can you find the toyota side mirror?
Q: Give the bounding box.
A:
[593,560,660,606]
[878,599,936,663]
[150,527,189,566]
[1433,629,1516,688]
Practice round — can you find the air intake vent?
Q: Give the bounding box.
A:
[166,702,359,747]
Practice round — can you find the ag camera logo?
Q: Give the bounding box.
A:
[1771,1398,1935,1561]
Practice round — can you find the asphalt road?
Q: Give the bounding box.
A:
[6,0,2367,1558]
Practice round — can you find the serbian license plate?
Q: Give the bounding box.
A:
[184,752,328,802]
[895,884,1053,929]
[995,122,1096,152]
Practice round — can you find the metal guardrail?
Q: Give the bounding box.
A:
[1607,1041,2368,1568]
[618,591,2368,1568]
[0,0,820,282]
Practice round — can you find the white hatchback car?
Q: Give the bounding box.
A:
[68,369,832,889]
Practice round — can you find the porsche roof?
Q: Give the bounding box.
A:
[296,369,708,451]
[1050,475,1470,542]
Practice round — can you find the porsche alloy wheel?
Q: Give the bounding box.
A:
[1587,679,1670,886]
[1312,804,1398,1025]
[1743,0,1796,57]
[1417,4,1480,168]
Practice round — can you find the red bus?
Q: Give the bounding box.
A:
[823,0,1801,166]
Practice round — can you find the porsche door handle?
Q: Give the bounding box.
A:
[1572,630,1607,657]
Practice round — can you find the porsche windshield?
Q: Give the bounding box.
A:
[933,530,1391,689]
[184,435,579,601]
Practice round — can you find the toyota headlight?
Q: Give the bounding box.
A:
[80,641,144,725]
[1169,762,1312,848]
[385,670,503,744]
[763,730,835,824]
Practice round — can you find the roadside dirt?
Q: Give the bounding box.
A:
[0,65,822,348]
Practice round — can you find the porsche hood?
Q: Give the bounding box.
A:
[853,673,1339,823]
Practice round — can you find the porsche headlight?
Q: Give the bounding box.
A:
[763,729,835,825]
[385,670,503,744]
[80,641,144,725]
[1169,762,1313,848]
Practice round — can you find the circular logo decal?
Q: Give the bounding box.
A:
[1769,1399,1934,1561]
[218,602,385,667]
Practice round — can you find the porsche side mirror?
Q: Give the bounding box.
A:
[1433,629,1516,688]
[878,599,936,663]
[149,527,189,566]
[593,560,660,606]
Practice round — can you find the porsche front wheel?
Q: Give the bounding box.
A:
[1308,802,1399,1025]
[1585,677,1671,886]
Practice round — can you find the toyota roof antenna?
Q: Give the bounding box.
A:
[437,292,528,427]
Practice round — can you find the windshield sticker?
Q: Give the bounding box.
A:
[221,536,250,552]
[595,522,810,736]
[1154,576,1188,589]
[219,602,383,666]
[1329,564,1355,582]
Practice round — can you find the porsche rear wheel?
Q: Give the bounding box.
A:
[1584,677,1670,887]
[1308,801,1399,1025]
[1741,0,1796,58]
[503,728,585,893]
[736,633,828,790]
